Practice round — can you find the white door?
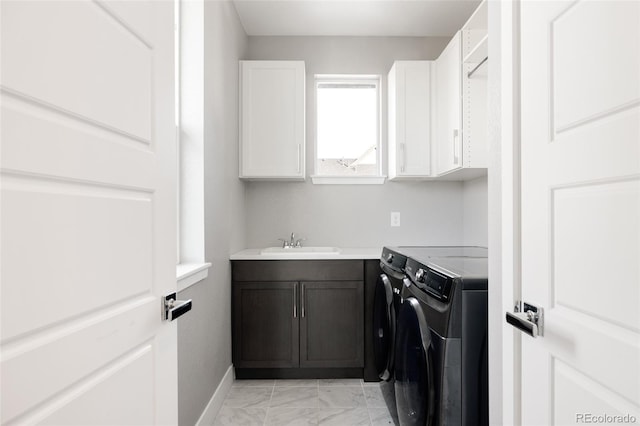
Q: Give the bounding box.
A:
[1,1,178,424]
[518,1,640,424]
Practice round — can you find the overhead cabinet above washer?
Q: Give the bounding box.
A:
[387,0,488,181]
[434,0,488,179]
[239,60,306,180]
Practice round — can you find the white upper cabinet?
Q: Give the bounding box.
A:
[434,31,463,176]
[240,61,305,180]
[388,61,433,180]
[434,0,488,179]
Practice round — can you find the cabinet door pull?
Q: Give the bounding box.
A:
[400,142,406,173]
[453,129,460,165]
[297,144,301,174]
[301,284,305,318]
[293,283,297,318]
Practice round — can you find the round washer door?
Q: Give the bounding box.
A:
[394,297,435,426]
[373,274,395,380]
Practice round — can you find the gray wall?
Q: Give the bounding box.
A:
[178,2,247,425]
[463,176,488,247]
[244,36,467,248]
[246,180,464,247]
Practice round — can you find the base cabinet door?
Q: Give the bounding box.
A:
[232,282,299,368]
[299,281,364,368]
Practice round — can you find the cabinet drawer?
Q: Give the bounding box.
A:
[232,260,364,282]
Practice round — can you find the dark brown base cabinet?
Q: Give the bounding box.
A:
[233,281,299,368]
[232,260,365,377]
[300,281,363,368]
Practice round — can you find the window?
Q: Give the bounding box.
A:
[313,75,384,183]
[176,0,210,291]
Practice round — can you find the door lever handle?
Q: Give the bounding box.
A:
[506,301,543,337]
[163,292,192,321]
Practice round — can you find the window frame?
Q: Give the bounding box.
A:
[311,74,386,184]
[176,0,211,292]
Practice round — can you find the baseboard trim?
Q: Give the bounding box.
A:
[195,365,234,426]
[234,367,362,379]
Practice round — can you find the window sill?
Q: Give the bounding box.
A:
[177,262,212,293]
[310,175,386,185]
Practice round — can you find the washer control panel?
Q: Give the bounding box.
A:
[380,247,408,272]
[405,259,452,301]
[424,269,451,300]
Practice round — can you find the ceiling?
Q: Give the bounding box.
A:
[232,0,482,37]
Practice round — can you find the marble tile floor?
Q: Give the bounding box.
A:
[213,379,399,426]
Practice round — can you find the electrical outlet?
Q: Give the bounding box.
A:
[391,212,401,227]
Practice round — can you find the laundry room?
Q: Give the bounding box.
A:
[183,1,491,423]
[1,1,638,425]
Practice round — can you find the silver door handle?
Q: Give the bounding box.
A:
[163,292,192,321]
[301,283,305,318]
[293,283,297,318]
[506,301,543,337]
[453,129,460,164]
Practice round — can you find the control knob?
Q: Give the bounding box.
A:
[386,253,394,263]
[415,268,426,283]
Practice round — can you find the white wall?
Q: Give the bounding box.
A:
[463,176,488,247]
[244,36,467,248]
[178,2,247,425]
[246,180,464,248]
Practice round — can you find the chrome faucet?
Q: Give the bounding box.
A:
[278,232,305,248]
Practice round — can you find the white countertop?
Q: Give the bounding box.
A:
[230,247,382,260]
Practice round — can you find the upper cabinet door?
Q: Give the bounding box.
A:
[240,61,305,180]
[435,31,463,176]
[388,61,433,180]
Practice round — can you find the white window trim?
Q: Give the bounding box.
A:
[313,74,383,183]
[177,262,212,293]
[176,0,210,291]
